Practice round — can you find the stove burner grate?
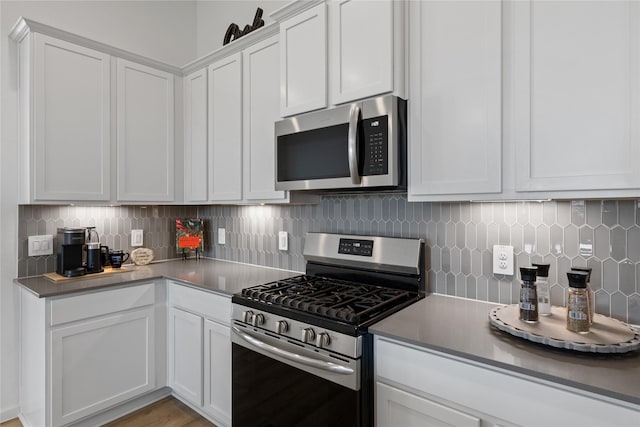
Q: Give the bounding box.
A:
[241,275,412,324]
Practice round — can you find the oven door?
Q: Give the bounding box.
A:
[231,324,371,427]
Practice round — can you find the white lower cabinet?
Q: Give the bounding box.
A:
[203,319,232,423]
[168,282,231,427]
[377,382,480,427]
[51,307,156,426]
[168,307,204,406]
[19,282,165,427]
[375,336,640,427]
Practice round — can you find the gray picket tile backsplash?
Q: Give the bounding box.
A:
[18,196,640,324]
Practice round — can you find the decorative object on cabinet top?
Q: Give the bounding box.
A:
[223,7,265,45]
[489,304,640,354]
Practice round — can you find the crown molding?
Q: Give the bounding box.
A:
[181,22,279,76]
[8,17,183,76]
[9,4,300,79]
[269,0,325,23]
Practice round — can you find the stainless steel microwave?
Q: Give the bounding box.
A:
[275,95,407,192]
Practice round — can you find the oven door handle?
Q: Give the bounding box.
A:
[232,327,354,375]
[347,102,361,185]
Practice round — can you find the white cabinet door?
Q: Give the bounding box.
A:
[51,306,156,426]
[514,0,640,192]
[209,53,243,202]
[280,3,327,116]
[203,319,231,426]
[330,0,394,104]
[32,34,111,201]
[184,68,208,203]
[168,307,203,407]
[243,35,287,202]
[408,0,502,199]
[377,382,481,427]
[117,58,174,202]
[376,337,640,427]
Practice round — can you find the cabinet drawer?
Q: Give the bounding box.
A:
[169,282,231,325]
[50,283,155,326]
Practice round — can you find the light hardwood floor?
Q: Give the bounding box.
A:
[0,397,216,427]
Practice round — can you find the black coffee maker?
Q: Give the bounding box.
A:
[56,228,86,277]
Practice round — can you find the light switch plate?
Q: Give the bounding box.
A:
[218,228,226,245]
[493,245,514,275]
[278,231,288,251]
[131,229,143,247]
[28,234,53,256]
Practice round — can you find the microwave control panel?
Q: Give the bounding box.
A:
[361,115,389,176]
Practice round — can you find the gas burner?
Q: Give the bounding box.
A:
[241,275,412,325]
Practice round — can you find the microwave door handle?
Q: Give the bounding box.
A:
[348,103,362,185]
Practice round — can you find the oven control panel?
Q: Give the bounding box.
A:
[338,238,374,257]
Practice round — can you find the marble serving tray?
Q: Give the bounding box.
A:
[489,304,640,353]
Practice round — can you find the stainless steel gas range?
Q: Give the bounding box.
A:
[231,232,426,427]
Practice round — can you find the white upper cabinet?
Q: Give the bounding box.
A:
[243,35,288,202]
[117,59,175,202]
[182,28,317,205]
[408,0,502,200]
[20,33,111,202]
[11,18,182,205]
[184,68,208,203]
[329,0,399,104]
[209,54,243,203]
[280,3,328,116]
[274,0,405,115]
[513,0,640,193]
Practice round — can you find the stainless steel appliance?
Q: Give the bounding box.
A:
[56,228,86,277]
[275,95,407,192]
[231,232,425,426]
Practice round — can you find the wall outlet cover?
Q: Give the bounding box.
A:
[278,231,288,251]
[28,234,53,256]
[492,245,514,276]
[131,229,143,247]
[218,228,226,245]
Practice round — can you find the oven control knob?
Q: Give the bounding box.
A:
[252,313,265,327]
[242,311,254,324]
[275,320,289,334]
[316,332,331,349]
[301,328,316,343]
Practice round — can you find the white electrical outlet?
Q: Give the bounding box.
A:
[492,245,514,275]
[218,228,226,245]
[278,231,288,251]
[28,234,53,256]
[131,229,143,247]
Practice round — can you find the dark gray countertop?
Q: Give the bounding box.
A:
[14,258,300,298]
[370,294,640,407]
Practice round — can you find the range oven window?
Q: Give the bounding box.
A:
[232,343,367,427]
